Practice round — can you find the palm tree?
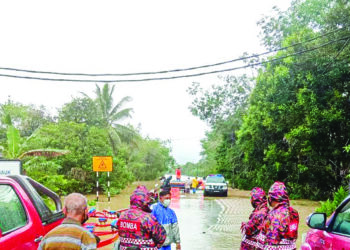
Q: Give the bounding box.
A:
[86,83,134,156]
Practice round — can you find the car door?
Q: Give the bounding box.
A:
[328,199,350,249]
[22,176,64,235]
[303,229,333,249]
[0,182,45,250]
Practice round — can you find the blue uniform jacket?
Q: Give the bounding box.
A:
[151,202,180,246]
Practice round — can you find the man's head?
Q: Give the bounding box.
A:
[63,193,88,224]
[159,190,171,207]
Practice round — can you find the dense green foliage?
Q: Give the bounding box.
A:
[183,75,253,177]
[316,186,348,216]
[0,84,173,195]
[188,0,350,200]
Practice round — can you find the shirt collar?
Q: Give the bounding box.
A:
[63,217,82,226]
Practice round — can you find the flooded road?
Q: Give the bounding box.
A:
[87,182,319,249]
[170,192,251,249]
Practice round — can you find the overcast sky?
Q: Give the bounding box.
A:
[0,0,291,164]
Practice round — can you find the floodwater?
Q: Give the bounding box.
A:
[86,182,319,250]
[170,192,251,249]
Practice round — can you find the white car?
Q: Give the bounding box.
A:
[204,174,228,197]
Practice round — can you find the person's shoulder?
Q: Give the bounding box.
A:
[120,208,140,218]
[143,212,161,226]
[40,223,97,249]
[151,202,162,212]
[167,207,176,214]
[260,205,270,213]
[67,223,96,240]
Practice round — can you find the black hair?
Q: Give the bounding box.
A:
[159,190,171,197]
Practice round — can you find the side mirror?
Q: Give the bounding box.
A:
[307,213,327,230]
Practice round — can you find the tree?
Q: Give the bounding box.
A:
[83,84,134,156]
[187,75,253,180]
[25,121,134,193]
[187,75,253,128]
[188,0,350,199]
[58,97,102,126]
[128,138,174,180]
[0,100,53,137]
[0,104,65,160]
[232,0,350,199]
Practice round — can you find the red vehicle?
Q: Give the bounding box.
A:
[0,175,64,250]
[301,195,350,249]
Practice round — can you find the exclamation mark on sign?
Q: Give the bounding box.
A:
[99,160,107,170]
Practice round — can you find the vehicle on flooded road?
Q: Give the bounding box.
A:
[0,175,64,250]
[203,174,228,197]
[301,195,350,249]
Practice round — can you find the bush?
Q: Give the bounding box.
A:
[87,199,97,206]
[316,186,348,216]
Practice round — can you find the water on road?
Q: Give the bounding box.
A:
[87,182,319,249]
[171,192,251,249]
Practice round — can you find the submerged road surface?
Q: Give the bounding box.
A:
[170,191,251,250]
[91,184,318,250]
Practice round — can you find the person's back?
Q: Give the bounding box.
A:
[191,178,198,193]
[38,193,97,250]
[175,168,181,181]
[241,187,269,250]
[263,182,299,249]
[39,219,97,250]
[118,188,166,249]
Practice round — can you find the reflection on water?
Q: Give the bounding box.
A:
[171,192,250,250]
[172,195,228,250]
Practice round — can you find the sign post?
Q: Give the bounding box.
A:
[96,171,99,201]
[93,156,113,202]
[0,160,22,175]
[107,171,110,202]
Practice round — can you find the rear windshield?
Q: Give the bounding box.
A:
[206,176,225,183]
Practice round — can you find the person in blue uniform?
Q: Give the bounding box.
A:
[151,190,181,250]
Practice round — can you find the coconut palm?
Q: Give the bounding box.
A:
[85,83,135,155]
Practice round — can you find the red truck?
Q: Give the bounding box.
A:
[0,175,64,250]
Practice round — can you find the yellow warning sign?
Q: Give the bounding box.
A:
[93,156,113,172]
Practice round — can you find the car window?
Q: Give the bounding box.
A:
[0,184,27,234]
[332,200,350,236]
[206,176,225,183]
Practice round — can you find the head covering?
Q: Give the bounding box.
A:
[130,186,152,212]
[268,181,289,205]
[134,185,149,194]
[250,187,267,208]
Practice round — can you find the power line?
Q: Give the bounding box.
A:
[322,37,350,74]
[0,34,349,83]
[0,27,346,77]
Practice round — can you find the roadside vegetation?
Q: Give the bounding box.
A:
[184,0,350,203]
[0,84,174,195]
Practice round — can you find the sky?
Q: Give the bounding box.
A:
[0,0,291,164]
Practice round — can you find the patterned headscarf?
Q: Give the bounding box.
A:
[250,187,267,208]
[134,185,148,194]
[268,181,289,205]
[130,187,152,212]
